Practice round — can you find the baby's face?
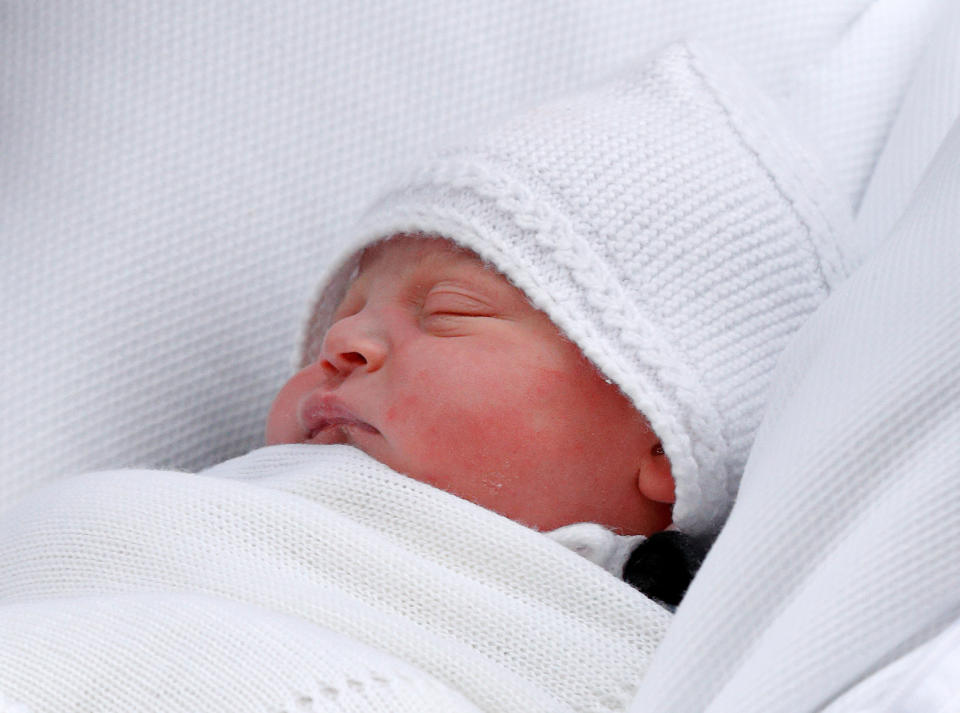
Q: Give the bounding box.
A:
[267,236,673,534]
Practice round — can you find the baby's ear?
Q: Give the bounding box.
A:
[637,444,675,504]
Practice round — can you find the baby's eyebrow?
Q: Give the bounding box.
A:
[430,262,510,293]
[425,278,496,300]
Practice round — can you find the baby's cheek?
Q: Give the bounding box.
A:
[412,368,540,466]
[522,366,584,430]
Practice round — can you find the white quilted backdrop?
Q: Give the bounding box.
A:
[0,0,946,511]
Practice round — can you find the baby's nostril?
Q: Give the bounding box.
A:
[341,351,367,366]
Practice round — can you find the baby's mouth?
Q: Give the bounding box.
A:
[299,393,379,444]
[305,419,379,444]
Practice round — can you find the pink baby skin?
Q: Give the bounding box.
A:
[266,235,674,535]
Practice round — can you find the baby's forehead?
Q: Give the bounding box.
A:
[356,234,500,282]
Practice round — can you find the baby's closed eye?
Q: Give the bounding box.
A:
[423,289,497,316]
[421,289,501,335]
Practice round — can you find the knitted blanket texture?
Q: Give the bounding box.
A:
[0,444,669,713]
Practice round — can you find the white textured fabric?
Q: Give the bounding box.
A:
[821,614,960,713]
[2,1,955,709]
[547,523,645,577]
[0,596,486,713]
[824,620,960,713]
[1,0,936,514]
[629,111,960,713]
[0,444,670,713]
[299,42,850,537]
[850,0,960,264]
[781,0,946,214]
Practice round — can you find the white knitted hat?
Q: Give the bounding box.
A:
[298,41,850,537]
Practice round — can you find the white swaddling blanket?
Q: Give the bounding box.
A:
[0,444,670,713]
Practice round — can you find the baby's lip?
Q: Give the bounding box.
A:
[298,392,379,442]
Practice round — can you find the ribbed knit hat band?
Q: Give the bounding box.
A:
[300,41,850,536]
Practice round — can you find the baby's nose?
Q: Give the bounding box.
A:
[318,312,387,378]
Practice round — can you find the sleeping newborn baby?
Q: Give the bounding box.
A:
[266,233,688,601]
[266,234,675,535]
[269,40,849,590]
[0,42,850,713]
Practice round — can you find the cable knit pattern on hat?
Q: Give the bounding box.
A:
[300,41,850,536]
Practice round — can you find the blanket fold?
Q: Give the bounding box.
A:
[0,444,669,713]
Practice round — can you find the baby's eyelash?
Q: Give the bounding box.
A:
[419,311,483,338]
[422,291,496,317]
